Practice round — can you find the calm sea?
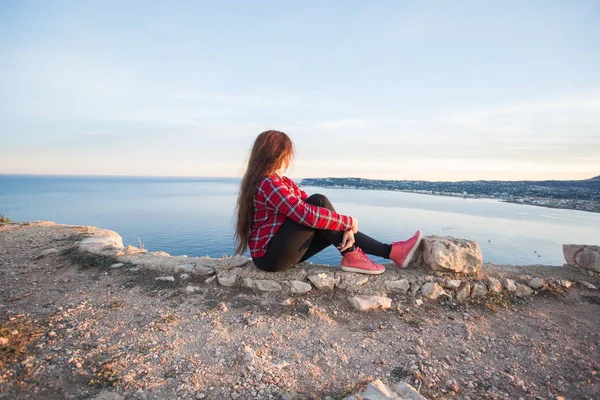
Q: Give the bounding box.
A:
[1,175,599,266]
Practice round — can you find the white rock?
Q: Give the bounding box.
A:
[152,251,170,256]
[444,279,462,290]
[218,256,249,268]
[155,276,175,282]
[174,264,195,274]
[414,298,424,307]
[218,275,237,287]
[342,379,426,400]
[563,244,600,272]
[456,283,471,302]
[253,280,282,292]
[180,273,190,280]
[421,282,446,300]
[289,280,312,294]
[110,263,124,269]
[348,295,392,311]
[503,278,517,292]
[384,279,410,294]
[528,277,545,289]
[420,235,482,274]
[193,265,216,275]
[186,285,201,293]
[579,281,598,290]
[308,273,340,290]
[487,277,502,293]
[470,283,487,298]
[515,284,533,297]
[204,275,216,284]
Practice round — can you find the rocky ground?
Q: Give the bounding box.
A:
[1,222,599,400]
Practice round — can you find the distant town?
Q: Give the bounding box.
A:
[300,176,600,213]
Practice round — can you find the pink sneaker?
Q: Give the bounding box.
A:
[340,247,385,275]
[390,230,423,268]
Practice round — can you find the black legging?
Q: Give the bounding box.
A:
[252,193,392,272]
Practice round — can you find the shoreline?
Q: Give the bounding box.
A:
[302,184,600,214]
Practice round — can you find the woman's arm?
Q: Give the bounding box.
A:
[261,178,353,231]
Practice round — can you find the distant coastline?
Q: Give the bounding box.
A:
[300,176,600,214]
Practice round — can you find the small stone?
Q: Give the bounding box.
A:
[204,276,216,284]
[579,280,598,290]
[110,263,124,269]
[486,277,502,293]
[155,276,175,282]
[556,279,572,288]
[515,284,533,297]
[444,279,462,290]
[180,273,190,280]
[348,295,392,311]
[246,316,260,326]
[92,392,125,400]
[185,285,200,293]
[289,281,312,294]
[308,273,340,290]
[339,275,369,289]
[218,275,237,287]
[414,299,424,307]
[0,337,9,345]
[503,278,517,292]
[456,283,471,302]
[384,279,410,293]
[47,331,57,338]
[10,330,18,335]
[280,298,293,306]
[421,282,446,300]
[192,265,215,275]
[253,280,282,292]
[528,277,544,289]
[243,346,255,365]
[470,283,487,298]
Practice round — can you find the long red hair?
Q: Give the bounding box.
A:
[234,130,294,255]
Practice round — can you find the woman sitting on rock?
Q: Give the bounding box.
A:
[234,130,422,275]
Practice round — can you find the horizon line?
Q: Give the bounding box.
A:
[0,173,597,183]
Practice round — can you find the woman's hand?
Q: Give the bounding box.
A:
[337,230,355,252]
[350,217,358,234]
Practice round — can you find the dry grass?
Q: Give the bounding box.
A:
[0,316,44,371]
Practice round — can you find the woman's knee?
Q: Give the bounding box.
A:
[305,193,334,210]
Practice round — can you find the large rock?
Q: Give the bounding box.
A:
[420,236,482,274]
[308,273,340,290]
[343,379,427,400]
[421,282,446,300]
[384,279,410,294]
[348,295,392,311]
[563,244,600,273]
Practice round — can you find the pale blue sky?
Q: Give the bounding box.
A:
[1,0,599,180]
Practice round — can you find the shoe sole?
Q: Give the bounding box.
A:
[400,230,423,268]
[340,265,385,275]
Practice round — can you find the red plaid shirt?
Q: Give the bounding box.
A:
[249,174,354,258]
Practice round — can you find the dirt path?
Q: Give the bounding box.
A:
[1,222,599,400]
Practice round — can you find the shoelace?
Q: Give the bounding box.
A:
[357,248,377,266]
